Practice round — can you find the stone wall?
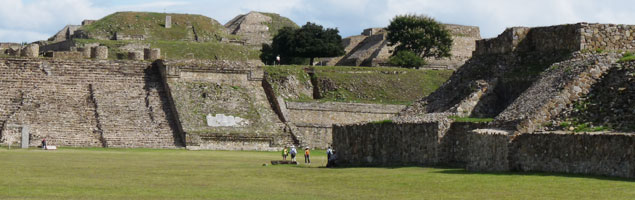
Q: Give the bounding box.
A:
[332,122,440,166]
[44,51,83,60]
[0,58,180,148]
[475,23,635,56]
[439,122,490,166]
[464,129,512,172]
[39,40,76,53]
[283,101,405,149]
[510,132,635,178]
[157,60,292,151]
[581,23,635,51]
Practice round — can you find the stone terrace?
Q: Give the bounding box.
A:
[0,58,180,148]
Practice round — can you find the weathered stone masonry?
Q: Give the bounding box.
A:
[157,60,293,151]
[333,23,635,179]
[281,101,405,149]
[0,58,180,148]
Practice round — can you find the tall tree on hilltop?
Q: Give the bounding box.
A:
[386,14,453,68]
[260,22,345,65]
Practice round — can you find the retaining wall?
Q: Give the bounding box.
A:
[510,132,635,178]
[0,58,180,148]
[332,122,440,166]
[284,101,405,149]
[475,23,635,56]
[157,60,292,151]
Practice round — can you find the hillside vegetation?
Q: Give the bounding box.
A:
[265,65,454,104]
[73,12,262,60]
[260,12,300,35]
[80,12,234,41]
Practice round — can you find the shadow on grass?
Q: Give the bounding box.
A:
[327,163,634,182]
[434,168,635,182]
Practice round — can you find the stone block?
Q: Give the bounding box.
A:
[21,44,39,58]
[165,16,172,28]
[144,48,161,60]
[91,46,108,59]
[128,51,143,61]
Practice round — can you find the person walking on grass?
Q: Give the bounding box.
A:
[41,138,47,150]
[326,146,333,160]
[290,146,297,162]
[282,146,289,160]
[304,147,311,164]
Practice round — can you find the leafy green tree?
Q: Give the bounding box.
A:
[293,22,345,65]
[260,22,344,65]
[386,14,452,67]
[388,50,426,69]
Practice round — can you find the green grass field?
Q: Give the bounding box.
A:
[0,148,633,199]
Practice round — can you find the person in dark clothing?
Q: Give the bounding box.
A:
[327,150,337,168]
[41,138,47,150]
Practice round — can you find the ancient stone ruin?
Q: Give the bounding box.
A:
[332,23,635,178]
[0,10,632,179]
[322,24,481,69]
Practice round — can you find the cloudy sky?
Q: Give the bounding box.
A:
[1,0,633,43]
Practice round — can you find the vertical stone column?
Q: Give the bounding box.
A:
[20,126,30,149]
[165,16,172,28]
[144,48,161,60]
[21,44,39,58]
[91,46,108,59]
[128,51,144,60]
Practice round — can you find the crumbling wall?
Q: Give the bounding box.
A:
[0,58,180,148]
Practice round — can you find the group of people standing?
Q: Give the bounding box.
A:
[281,146,336,167]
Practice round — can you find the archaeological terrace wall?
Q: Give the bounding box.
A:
[0,58,180,148]
[464,130,635,178]
[474,23,635,56]
[157,60,293,151]
[332,122,440,166]
[333,23,635,179]
[282,102,405,149]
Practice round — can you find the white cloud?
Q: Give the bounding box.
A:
[0,0,634,43]
[0,29,50,43]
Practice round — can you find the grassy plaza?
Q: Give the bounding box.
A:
[0,147,633,199]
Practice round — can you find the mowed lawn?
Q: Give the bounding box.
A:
[0,148,633,199]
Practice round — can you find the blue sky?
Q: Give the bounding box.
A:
[1,0,634,43]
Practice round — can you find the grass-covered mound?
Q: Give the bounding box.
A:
[265,65,453,105]
[0,148,632,199]
[71,12,262,61]
[259,12,299,36]
[80,12,234,41]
